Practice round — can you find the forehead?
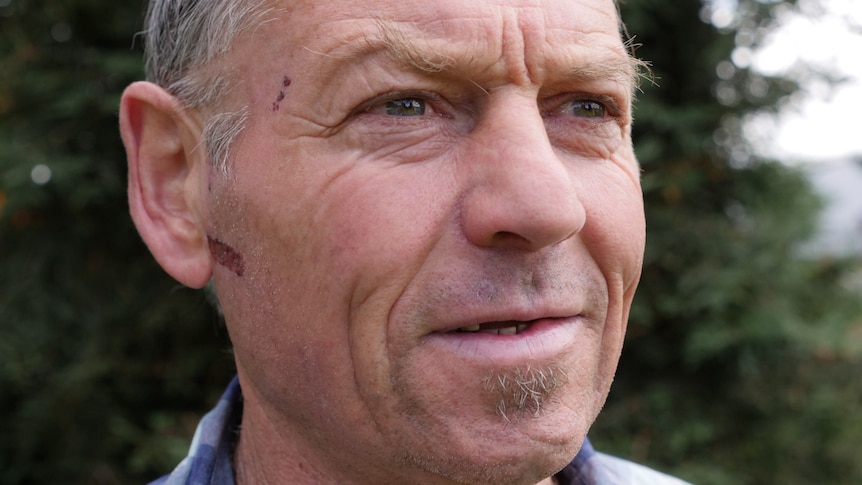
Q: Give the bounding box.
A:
[240,0,630,89]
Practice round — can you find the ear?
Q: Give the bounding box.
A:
[120,81,212,289]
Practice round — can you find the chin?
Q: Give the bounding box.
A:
[409,441,579,485]
[404,404,589,485]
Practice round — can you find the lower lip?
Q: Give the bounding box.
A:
[422,317,581,366]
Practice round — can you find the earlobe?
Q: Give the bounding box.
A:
[120,81,213,289]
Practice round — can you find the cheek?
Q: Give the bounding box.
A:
[223,160,456,365]
[207,180,381,433]
[579,167,645,289]
[577,167,644,379]
[315,164,456,309]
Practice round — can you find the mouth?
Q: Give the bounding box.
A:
[450,321,532,335]
[424,316,582,365]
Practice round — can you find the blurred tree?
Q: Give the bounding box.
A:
[1,0,860,484]
[0,1,234,483]
[592,1,862,484]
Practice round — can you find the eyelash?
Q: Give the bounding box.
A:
[543,93,621,121]
[359,91,451,118]
[356,90,622,126]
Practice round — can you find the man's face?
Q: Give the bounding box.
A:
[205,0,644,482]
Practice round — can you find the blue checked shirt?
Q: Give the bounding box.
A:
[150,377,691,485]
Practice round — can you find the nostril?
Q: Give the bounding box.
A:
[490,231,531,247]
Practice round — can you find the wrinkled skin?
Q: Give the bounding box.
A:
[121,0,645,483]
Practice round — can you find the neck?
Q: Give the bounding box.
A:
[233,396,337,484]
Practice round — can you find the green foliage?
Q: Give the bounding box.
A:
[0,1,234,483]
[591,1,862,484]
[1,0,860,484]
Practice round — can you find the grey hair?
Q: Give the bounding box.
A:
[143,0,273,173]
[483,366,569,423]
[141,0,638,174]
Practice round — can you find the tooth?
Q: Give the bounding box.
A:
[516,324,528,334]
[498,326,517,335]
[460,325,481,332]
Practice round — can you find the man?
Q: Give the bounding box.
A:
[120,0,690,483]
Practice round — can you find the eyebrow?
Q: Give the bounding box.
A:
[347,19,645,90]
[565,57,644,90]
[370,20,457,74]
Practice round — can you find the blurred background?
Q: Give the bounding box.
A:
[1,0,860,483]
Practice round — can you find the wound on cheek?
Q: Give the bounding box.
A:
[207,235,246,277]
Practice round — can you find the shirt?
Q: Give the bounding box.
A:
[150,376,691,485]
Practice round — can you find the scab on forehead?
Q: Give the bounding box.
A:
[271,75,292,112]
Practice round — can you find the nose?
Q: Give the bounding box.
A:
[459,92,586,251]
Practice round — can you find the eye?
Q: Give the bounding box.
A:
[543,93,621,122]
[384,98,426,116]
[567,100,606,119]
[357,91,453,121]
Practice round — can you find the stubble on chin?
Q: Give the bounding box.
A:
[482,365,569,423]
